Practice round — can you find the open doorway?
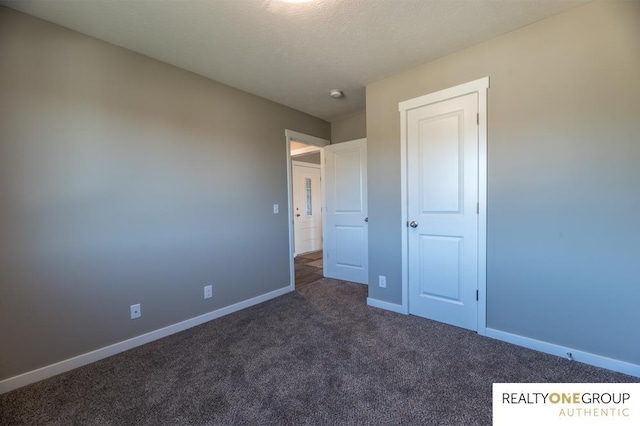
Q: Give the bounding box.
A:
[292,159,322,288]
[292,161,321,254]
[285,130,329,290]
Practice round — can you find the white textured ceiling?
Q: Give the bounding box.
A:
[2,0,589,122]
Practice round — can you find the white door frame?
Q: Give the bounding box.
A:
[399,77,489,335]
[286,130,330,292]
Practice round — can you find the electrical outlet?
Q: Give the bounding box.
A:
[204,285,213,299]
[130,303,141,319]
[378,275,387,288]
[273,204,279,214]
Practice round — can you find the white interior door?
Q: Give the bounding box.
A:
[407,93,479,330]
[292,162,322,256]
[323,139,368,285]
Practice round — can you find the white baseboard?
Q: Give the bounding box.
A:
[367,297,408,314]
[0,286,292,394]
[486,328,640,378]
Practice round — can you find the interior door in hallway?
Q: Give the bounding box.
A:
[324,138,368,285]
[406,93,479,330]
[292,162,322,255]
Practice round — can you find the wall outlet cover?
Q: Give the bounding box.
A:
[378,275,387,288]
[130,303,141,319]
[204,285,213,299]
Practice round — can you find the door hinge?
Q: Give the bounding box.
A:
[476,113,479,125]
[476,202,479,214]
[476,290,479,301]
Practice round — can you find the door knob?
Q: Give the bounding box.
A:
[409,221,418,228]
[364,217,368,222]
[296,214,301,217]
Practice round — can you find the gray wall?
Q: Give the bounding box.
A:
[330,111,366,144]
[367,1,640,365]
[0,7,329,380]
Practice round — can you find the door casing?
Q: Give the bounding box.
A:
[285,130,330,291]
[399,77,489,335]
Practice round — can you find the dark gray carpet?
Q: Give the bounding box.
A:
[1,279,636,425]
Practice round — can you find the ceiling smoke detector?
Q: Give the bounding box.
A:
[329,89,344,99]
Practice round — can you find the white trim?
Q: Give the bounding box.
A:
[486,328,640,378]
[367,297,408,315]
[286,133,295,291]
[285,130,328,148]
[399,108,409,313]
[320,147,326,272]
[285,130,330,292]
[476,79,489,337]
[0,286,292,394]
[399,77,489,112]
[398,77,489,331]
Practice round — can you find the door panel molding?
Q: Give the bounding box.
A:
[323,138,368,285]
[398,77,489,335]
[407,93,478,330]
